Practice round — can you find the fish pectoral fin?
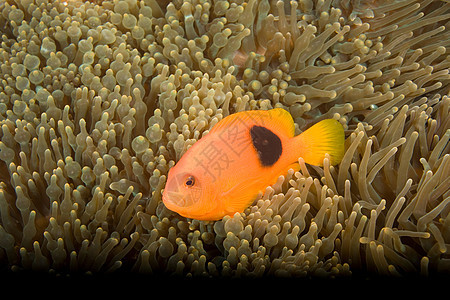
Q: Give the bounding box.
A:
[223,192,260,216]
[287,162,301,173]
[220,177,264,215]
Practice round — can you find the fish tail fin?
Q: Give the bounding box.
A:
[293,119,345,166]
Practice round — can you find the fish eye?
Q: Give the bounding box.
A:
[184,176,195,188]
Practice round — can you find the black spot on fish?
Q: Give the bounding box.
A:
[250,125,282,167]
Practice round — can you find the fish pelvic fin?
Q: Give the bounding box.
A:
[293,119,345,166]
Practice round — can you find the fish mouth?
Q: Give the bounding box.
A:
[163,191,193,207]
[162,189,201,210]
[163,190,220,221]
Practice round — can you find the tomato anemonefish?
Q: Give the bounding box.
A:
[163,108,345,221]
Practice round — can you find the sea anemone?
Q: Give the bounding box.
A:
[0,0,448,278]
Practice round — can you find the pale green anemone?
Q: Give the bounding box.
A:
[0,0,448,278]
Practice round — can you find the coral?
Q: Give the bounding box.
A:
[0,0,449,278]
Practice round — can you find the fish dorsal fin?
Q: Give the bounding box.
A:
[267,108,296,137]
[207,110,251,135]
[209,108,295,137]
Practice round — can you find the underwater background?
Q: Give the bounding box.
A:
[0,0,449,278]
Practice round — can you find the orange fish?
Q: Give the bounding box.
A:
[162,108,345,221]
